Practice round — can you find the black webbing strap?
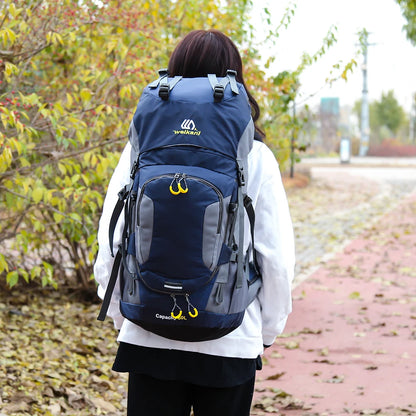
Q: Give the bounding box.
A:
[109,185,129,257]
[236,183,245,288]
[97,250,122,321]
[244,195,260,275]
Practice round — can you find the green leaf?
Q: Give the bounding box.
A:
[32,187,43,203]
[53,212,64,223]
[0,254,9,274]
[7,271,19,288]
[87,234,96,246]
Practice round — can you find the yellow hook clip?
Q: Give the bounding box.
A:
[188,307,198,318]
[169,174,188,195]
[185,294,198,318]
[169,184,181,195]
[178,181,188,194]
[171,309,183,320]
[170,294,183,319]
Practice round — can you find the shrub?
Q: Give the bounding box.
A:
[367,139,416,157]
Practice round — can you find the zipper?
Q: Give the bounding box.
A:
[185,174,223,234]
[137,173,223,233]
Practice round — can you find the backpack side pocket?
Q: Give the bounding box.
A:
[135,192,154,264]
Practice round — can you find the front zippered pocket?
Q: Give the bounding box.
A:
[135,171,226,278]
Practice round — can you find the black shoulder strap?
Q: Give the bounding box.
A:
[109,185,129,257]
[244,195,260,275]
[97,250,122,321]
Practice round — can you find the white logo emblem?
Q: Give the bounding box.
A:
[181,119,196,130]
[173,119,201,136]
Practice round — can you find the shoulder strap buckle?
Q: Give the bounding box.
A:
[159,83,170,100]
[208,70,239,102]
[213,84,225,102]
[130,158,139,179]
[118,184,129,201]
[237,164,246,186]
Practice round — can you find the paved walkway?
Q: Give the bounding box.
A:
[291,165,416,280]
[299,156,416,167]
[253,192,416,416]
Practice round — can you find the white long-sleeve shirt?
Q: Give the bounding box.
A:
[94,139,295,359]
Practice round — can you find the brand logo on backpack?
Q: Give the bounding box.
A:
[173,119,201,136]
[181,119,196,130]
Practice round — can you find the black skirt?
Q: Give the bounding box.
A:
[112,342,262,388]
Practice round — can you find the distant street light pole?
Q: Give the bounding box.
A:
[359,31,371,157]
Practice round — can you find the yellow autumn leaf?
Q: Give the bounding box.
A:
[0,253,8,274]
[53,212,64,223]
[8,2,18,17]
[80,88,92,102]
[119,85,130,99]
[95,104,105,113]
[32,187,43,203]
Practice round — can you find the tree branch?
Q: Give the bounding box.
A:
[0,185,89,233]
[0,135,126,179]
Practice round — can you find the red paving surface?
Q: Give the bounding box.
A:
[253,193,416,416]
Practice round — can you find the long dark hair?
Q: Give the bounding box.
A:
[168,30,264,140]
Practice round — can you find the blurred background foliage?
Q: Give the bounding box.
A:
[0,0,346,290]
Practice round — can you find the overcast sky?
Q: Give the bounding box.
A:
[251,0,416,111]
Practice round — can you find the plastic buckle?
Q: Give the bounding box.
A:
[118,185,129,200]
[237,167,245,186]
[130,159,138,179]
[243,195,252,206]
[213,84,224,102]
[159,83,170,100]
[228,202,238,213]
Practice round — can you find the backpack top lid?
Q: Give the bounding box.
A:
[130,74,254,166]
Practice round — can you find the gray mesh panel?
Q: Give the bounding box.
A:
[122,267,140,304]
[136,193,153,264]
[205,262,236,314]
[202,196,231,270]
[202,201,221,270]
[128,121,140,154]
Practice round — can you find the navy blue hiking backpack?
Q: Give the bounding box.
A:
[97,70,261,342]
